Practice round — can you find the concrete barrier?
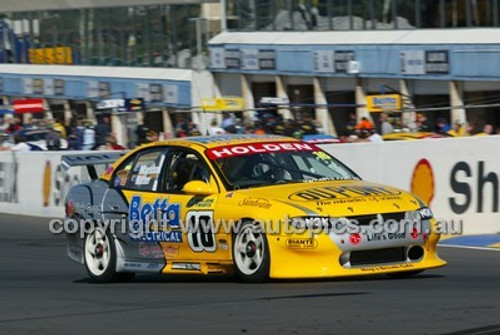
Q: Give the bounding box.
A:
[0,136,499,236]
[0,151,96,218]
[322,136,500,235]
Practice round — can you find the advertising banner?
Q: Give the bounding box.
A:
[322,136,500,235]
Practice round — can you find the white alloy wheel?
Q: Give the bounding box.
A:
[84,228,111,276]
[233,222,270,282]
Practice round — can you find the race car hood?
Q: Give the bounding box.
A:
[234,179,423,217]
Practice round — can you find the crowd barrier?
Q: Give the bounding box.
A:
[0,151,92,218]
[322,136,500,235]
[0,136,498,235]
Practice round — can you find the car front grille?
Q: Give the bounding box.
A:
[346,212,406,226]
[349,247,406,266]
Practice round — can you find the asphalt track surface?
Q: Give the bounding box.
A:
[1,213,500,335]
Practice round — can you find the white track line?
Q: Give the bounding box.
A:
[438,244,500,252]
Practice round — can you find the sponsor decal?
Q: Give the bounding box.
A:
[449,161,499,214]
[359,263,415,272]
[172,262,201,271]
[411,159,434,206]
[218,239,229,251]
[206,142,315,160]
[53,164,82,207]
[66,200,74,216]
[349,233,361,246]
[192,198,215,208]
[417,207,433,220]
[289,185,401,202]
[138,243,179,258]
[0,159,18,203]
[366,232,407,242]
[238,197,272,209]
[186,211,216,252]
[286,238,317,249]
[164,245,180,257]
[134,165,160,185]
[13,98,44,113]
[72,202,101,216]
[43,161,51,207]
[122,261,163,272]
[410,227,419,240]
[129,195,182,243]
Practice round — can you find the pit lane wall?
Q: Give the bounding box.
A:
[322,136,500,235]
[0,137,499,235]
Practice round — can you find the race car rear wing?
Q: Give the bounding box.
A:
[61,152,126,180]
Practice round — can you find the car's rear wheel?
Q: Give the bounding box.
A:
[232,221,270,283]
[386,270,424,279]
[84,227,134,283]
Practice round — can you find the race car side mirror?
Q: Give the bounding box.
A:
[183,180,215,196]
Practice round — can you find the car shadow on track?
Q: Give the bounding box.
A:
[73,273,445,285]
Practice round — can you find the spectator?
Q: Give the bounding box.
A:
[466,121,481,136]
[188,122,201,136]
[435,118,451,135]
[221,112,235,130]
[175,115,189,137]
[474,124,494,136]
[46,125,62,150]
[146,130,159,143]
[94,116,111,148]
[447,121,466,137]
[0,134,32,152]
[368,128,384,143]
[355,116,374,131]
[208,119,225,136]
[254,123,266,135]
[283,119,296,137]
[74,120,86,150]
[52,117,67,138]
[5,117,21,134]
[136,121,149,145]
[416,113,431,132]
[379,112,394,135]
[103,135,126,150]
[344,112,357,135]
[82,121,96,150]
[301,114,317,135]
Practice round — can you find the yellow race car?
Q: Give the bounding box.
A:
[62,135,446,283]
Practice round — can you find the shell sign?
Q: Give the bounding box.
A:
[410,159,435,206]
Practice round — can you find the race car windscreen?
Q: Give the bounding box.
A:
[206,141,358,190]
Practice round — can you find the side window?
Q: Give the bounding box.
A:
[126,149,167,192]
[164,149,210,193]
[112,156,135,189]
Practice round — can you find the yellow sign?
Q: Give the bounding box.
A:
[201,97,244,111]
[366,94,402,112]
[29,47,73,65]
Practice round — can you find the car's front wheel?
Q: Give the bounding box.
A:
[84,227,134,283]
[232,221,270,283]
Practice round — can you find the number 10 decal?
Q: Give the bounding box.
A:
[186,211,216,252]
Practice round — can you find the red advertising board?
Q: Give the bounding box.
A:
[13,99,45,113]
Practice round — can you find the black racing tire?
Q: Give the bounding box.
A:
[83,226,134,283]
[232,220,270,283]
[386,270,424,279]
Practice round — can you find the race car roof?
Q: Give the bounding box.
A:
[147,134,299,149]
